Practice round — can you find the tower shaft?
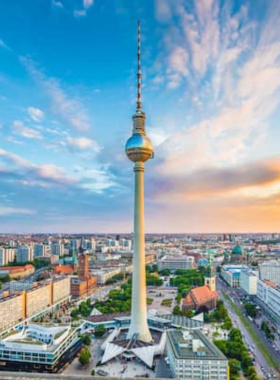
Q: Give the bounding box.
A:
[127,162,152,342]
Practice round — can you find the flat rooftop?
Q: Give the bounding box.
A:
[167,329,227,361]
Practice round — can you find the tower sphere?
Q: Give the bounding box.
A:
[125,133,154,163]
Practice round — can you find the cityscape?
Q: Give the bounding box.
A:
[0,1,280,380]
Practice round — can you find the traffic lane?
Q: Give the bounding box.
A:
[218,284,280,378]
[217,285,269,378]
[221,280,280,364]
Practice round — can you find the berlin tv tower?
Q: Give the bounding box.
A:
[125,21,153,343]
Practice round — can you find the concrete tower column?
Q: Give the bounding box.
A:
[127,162,152,342]
[125,21,153,343]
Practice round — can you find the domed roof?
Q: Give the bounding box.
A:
[198,258,208,267]
[208,248,216,254]
[232,245,243,255]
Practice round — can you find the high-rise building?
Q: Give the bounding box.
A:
[34,243,48,258]
[69,239,78,254]
[125,21,154,343]
[86,238,96,252]
[17,245,32,263]
[0,248,16,265]
[51,243,64,256]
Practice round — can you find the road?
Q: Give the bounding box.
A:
[216,277,279,379]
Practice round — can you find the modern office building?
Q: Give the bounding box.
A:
[166,329,229,380]
[34,243,48,258]
[257,279,280,320]
[220,265,249,287]
[158,256,194,271]
[17,245,33,263]
[0,324,82,373]
[258,260,280,286]
[240,270,258,295]
[51,242,64,256]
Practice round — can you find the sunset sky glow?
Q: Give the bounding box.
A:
[0,0,280,233]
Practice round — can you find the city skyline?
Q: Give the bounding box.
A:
[0,0,280,233]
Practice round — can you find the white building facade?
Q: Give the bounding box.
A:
[258,260,280,286]
[159,256,194,271]
[240,270,258,295]
[257,279,280,319]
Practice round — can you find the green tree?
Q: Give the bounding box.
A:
[159,268,170,276]
[172,306,182,315]
[71,308,79,318]
[79,347,91,366]
[244,303,258,318]
[81,334,92,346]
[91,369,95,376]
[0,280,2,290]
[175,294,182,304]
[185,310,194,318]
[152,264,159,272]
[229,358,241,375]
[94,324,106,338]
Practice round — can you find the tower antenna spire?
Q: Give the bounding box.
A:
[137,20,142,111]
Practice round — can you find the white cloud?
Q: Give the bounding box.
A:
[67,136,100,152]
[0,39,9,50]
[21,57,92,131]
[27,107,44,122]
[74,0,94,17]
[52,1,63,8]
[0,206,35,215]
[168,46,188,76]
[155,0,172,22]
[0,148,75,186]
[13,120,43,140]
[74,9,86,17]
[83,0,93,9]
[152,0,280,184]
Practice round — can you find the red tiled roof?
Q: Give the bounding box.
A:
[183,285,218,306]
[0,264,34,273]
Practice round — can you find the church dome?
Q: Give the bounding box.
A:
[232,245,243,255]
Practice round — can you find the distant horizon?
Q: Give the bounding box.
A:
[0,231,279,236]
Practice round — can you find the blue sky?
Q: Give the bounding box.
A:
[0,0,280,233]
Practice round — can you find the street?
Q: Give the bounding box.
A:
[216,276,279,379]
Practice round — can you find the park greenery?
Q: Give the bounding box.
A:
[94,284,132,314]
[169,267,206,297]
[105,273,125,285]
[79,347,91,366]
[244,303,258,318]
[261,320,274,341]
[214,328,259,380]
[0,274,10,283]
[205,300,259,380]
[81,333,92,346]
[223,291,279,371]
[94,324,106,338]
[71,299,92,318]
[94,270,164,315]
